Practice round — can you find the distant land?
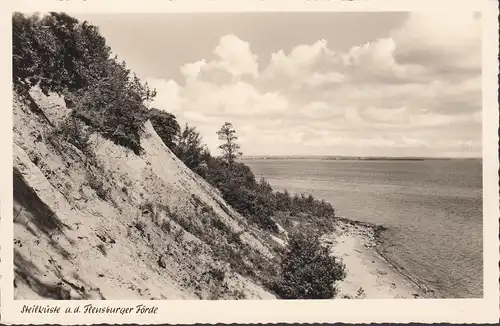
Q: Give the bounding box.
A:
[240,155,482,161]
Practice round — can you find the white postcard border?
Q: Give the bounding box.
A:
[1,0,498,324]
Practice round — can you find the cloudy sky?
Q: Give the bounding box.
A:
[76,12,482,157]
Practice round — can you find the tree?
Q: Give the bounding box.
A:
[12,12,109,95]
[12,12,62,94]
[273,231,346,299]
[149,108,180,150]
[216,122,242,168]
[72,59,155,155]
[13,12,155,155]
[174,124,210,172]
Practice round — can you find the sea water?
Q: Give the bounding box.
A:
[242,158,483,298]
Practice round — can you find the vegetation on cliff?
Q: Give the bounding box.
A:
[13,12,345,299]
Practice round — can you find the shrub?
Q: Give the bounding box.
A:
[274,190,335,219]
[72,65,153,155]
[232,289,246,299]
[273,231,346,299]
[13,12,111,95]
[203,158,277,232]
[140,202,154,214]
[134,220,146,235]
[179,217,200,236]
[149,108,180,150]
[191,242,202,256]
[356,287,366,299]
[208,267,225,283]
[211,218,231,234]
[55,115,91,152]
[172,124,211,173]
[86,171,107,200]
[96,243,107,256]
[229,231,242,245]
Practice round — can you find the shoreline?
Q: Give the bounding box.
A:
[323,217,436,299]
[374,242,438,298]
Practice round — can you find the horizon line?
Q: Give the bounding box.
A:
[238,154,482,160]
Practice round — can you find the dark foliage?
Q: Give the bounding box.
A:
[217,122,242,168]
[71,62,152,155]
[204,158,278,232]
[13,12,110,95]
[12,12,155,154]
[54,115,91,152]
[149,108,180,150]
[173,124,211,175]
[208,267,225,283]
[272,231,346,299]
[275,190,335,219]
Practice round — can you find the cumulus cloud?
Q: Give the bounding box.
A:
[179,34,259,83]
[263,40,334,78]
[391,12,481,75]
[180,60,208,80]
[214,34,259,78]
[148,78,183,113]
[341,38,429,84]
[148,12,482,157]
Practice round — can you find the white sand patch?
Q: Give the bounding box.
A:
[324,220,428,299]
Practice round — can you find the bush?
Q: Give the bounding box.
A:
[86,171,107,200]
[208,267,225,283]
[13,12,111,95]
[273,231,346,299]
[202,156,336,234]
[55,115,91,152]
[203,158,277,232]
[149,108,180,150]
[274,190,335,219]
[172,124,211,173]
[72,64,153,155]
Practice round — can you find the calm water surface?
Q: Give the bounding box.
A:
[241,158,483,298]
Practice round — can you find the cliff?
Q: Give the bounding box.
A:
[13,87,280,300]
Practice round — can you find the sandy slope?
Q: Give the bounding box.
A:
[13,88,276,300]
[323,220,430,299]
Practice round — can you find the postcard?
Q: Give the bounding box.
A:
[1,0,499,324]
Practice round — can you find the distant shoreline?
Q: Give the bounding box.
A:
[241,156,481,161]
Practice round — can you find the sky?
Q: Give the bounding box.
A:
[75,12,482,157]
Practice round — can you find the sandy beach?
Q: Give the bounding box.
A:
[323,218,433,299]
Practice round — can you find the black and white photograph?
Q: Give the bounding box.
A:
[5,3,499,323]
